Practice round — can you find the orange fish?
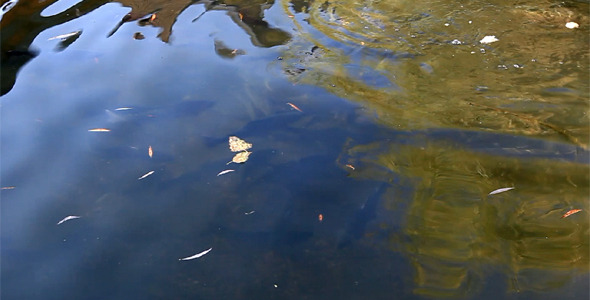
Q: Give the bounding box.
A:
[345,164,355,170]
[561,209,582,219]
[318,214,323,222]
[148,145,153,158]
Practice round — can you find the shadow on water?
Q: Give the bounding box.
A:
[337,181,389,249]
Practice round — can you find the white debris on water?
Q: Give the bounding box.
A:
[565,22,579,29]
[57,215,81,225]
[479,35,499,44]
[179,248,212,261]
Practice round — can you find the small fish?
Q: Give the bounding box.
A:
[150,14,156,22]
[244,210,255,215]
[138,170,154,180]
[217,169,235,176]
[88,128,111,132]
[57,215,81,225]
[345,164,355,170]
[148,145,153,158]
[1,186,15,190]
[48,30,82,41]
[488,187,514,195]
[318,214,323,222]
[114,107,133,111]
[179,247,212,261]
[287,102,303,112]
[561,209,582,219]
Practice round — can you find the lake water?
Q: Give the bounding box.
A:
[1,0,589,299]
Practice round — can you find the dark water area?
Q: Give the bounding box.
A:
[1,0,589,299]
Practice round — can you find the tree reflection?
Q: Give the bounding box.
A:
[0,0,104,95]
[108,0,291,45]
[341,135,589,297]
[0,0,291,95]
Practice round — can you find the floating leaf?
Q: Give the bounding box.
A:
[179,247,212,261]
[48,30,82,41]
[561,209,582,219]
[88,128,111,132]
[138,170,154,180]
[228,136,252,152]
[57,215,81,225]
[488,187,514,195]
[217,169,235,176]
[228,151,251,164]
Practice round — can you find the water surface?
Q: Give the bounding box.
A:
[1,0,588,299]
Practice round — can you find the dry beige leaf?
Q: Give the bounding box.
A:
[228,151,251,164]
[229,136,252,152]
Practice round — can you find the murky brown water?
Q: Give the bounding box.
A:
[281,0,589,146]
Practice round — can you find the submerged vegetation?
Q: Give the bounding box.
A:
[280,0,589,147]
[279,0,589,296]
[342,137,588,296]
